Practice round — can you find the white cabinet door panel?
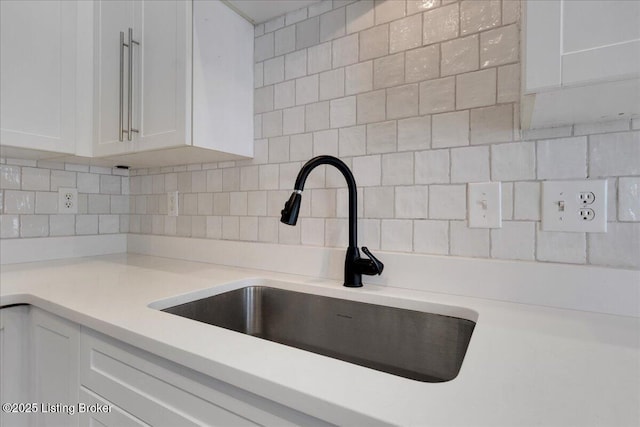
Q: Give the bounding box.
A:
[0,305,31,427]
[78,387,150,427]
[134,0,188,151]
[0,0,77,154]
[31,307,80,427]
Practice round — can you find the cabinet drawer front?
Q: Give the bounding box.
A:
[79,329,327,427]
[79,387,149,427]
[80,331,255,426]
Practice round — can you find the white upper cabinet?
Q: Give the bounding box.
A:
[523,0,640,128]
[93,0,189,158]
[0,0,81,157]
[92,0,253,166]
[2,0,253,167]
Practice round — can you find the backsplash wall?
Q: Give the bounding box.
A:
[0,158,129,238]
[3,0,637,271]
[124,0,638,270]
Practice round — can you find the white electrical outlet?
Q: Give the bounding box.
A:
[167,191,179,216]
[542,180,607,232]
[58,188,78,214]
[468,182,502,228]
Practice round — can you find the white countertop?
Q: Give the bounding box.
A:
[1,254,639,426]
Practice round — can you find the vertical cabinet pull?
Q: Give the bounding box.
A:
[119,28,139,142]
[119,31,126,141]
[127,27,139,141]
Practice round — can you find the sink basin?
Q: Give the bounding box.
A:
[161,286,475,382]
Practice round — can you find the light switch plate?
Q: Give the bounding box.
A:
[542,180,607,232]
[468,182,502,228]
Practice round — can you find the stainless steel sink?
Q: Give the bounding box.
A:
[161,286,475,382]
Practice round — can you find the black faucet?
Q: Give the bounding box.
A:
[280,155,384,287]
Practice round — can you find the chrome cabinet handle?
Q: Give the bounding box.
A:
[127,27,139,141]
[119,31,125,141]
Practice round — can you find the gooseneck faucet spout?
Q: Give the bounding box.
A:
[280,155,383,287]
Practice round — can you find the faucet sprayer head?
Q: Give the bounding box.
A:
[280,190,302,225]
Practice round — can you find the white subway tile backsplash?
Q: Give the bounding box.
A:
[345,61,373,95]
[359,24,390,62]
[390,14,422,53]
[432,111,469,148]
[588,222,640,269]
[429,185,466,219]
[491,221,535,261]
[491,141,536,181]
[415,149,450,184]
[441,35,479,77]
[285,50,307,80]
[255,33,274,62]
[395,186,428,218]
[513,182,540,220]
[0,215,19,238]
[450,221,491,258]
[382,152,413,185]
[307,42,332,74]
[309,0,333,18]
[423,3,459,45]
[76,215,98,235]
[618,177,640,221]
[480,25,518,69]
[405,45,440,83]
[35,192,58,214]
[381,219,413,252]
[296,75,320,105]
[451,146,490,183]
[274,81,295,110]
[339,125,367,157]
[283,106,306,135]
[413,219,448,254]
[497,64,520,103]
[275,25,296,56]
[364,186,394,218]
[460,0,501,35]
[239,217,258,241]
[264,56,285,85]
[346,0,374,34]
[332,33,359,67]
[373,53,405,89]
[320,68,345,101]
[21,215,48,237]
[387,84,419,120]
[290,133,314,160]
[49,214,75,237]
[537,136,588,179]
[5,191,34,214]
[589,131,640,177]
[313,129,339,157]
[296,16,320,50]
[398,116,431,152]
[357,90,386,124]
[320,7,346,42]
[375,0,406,24]
[456,69,496,109]
[470,104,513,144]
[419,77,455,115]
[330,96,357,128]
[537,229,586,264]
[367,120,397,154]
[301,217,325,246]
[305,101,331,132]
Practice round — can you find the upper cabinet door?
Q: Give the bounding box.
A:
[525,0,640,92]
[93,0,136,157]
[133,0,189,152]
[0,0,78,155]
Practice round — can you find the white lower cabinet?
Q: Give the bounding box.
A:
[0,307,331,427]
[0,305,31,427]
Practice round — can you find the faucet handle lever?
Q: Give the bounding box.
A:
[361,247,384,275]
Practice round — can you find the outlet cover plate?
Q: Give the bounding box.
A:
[58,188,78,214]
[468,182,502,228]
[542,180,607,232]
